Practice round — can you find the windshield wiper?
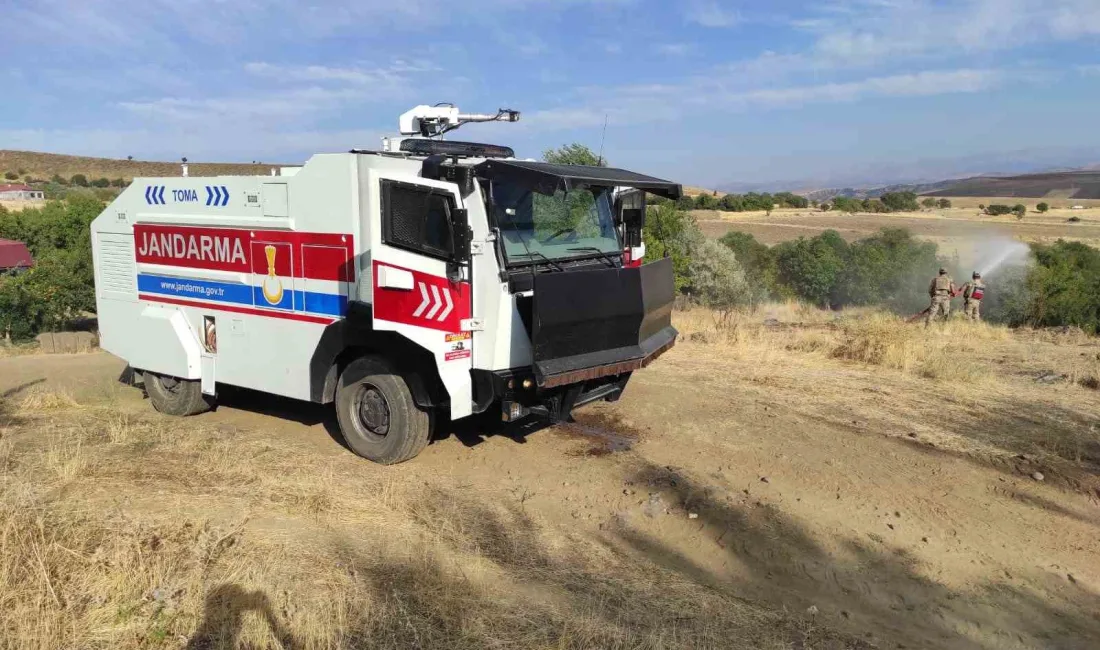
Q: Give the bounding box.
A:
[567,247,619,267]
[510,251,564,271]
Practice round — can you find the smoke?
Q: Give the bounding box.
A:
[941,234,1034,325]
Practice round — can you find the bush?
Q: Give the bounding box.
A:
[1037,202,1049,213]
[837,228,941,313]
[921,198,937,209]
[985,204,1013,216]
[1013,204,1027,220]
[644,205,698,291]
[773,231,848,307]
[0,196,103,340]
[978,204,986,210]
[862,199,888,213]
[831,197,863,213]
[1010,241,1100,333]
[685,239,752,314]
[676,195,696,211]
[110,178,127,188]
[718,231,775,301]
[937,198,952,209]
[1068,216,1082,223]
[4,171,17,181]
[694,193,720,210]
[90,177,110,188]
[880,191,920,212]
[542,143,605,167]
[70,174,88,187]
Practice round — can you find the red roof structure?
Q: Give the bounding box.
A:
[0,239,34,270]
[0,184,33,192]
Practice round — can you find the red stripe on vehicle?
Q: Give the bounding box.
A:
[372,261,470,333]
[139,294,338,325]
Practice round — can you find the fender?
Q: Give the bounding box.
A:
[124,305,203,379]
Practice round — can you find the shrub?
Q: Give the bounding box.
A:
[0,195,103,340]
[70,174,88,187]
[1037,202,1049,213]
[773,231,847,307]
[110,178,126,188]
[676,196,696,211]
[542,143,605,167]
[695,193,720,210]
[921,198,937,209]
[832,197,863,213]
[979,204,986,210]
[1013,204,1027,220]
[644,204,698,291]
[3,171,17,181]
[994,241,1100,333]
[937,198,952,209]
[90,178,110,188]
[985,204,1013,216]
[1068,216,1082,223]
[719,231,775,301]
[880,191,920,212]
[685,238,752,315]
[862,199,889,213]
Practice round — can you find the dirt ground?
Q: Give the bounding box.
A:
[2,309,1099,649]
[697,202,1100,249]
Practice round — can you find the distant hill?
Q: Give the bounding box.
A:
[802,180,958,203]
[0,150,282,183]
[924,171,1100,199]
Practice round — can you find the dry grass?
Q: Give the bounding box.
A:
[0,389,844,650]
[675,304,1008,385]
[0,150,280,183]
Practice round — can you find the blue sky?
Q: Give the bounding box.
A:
[2,0,1099,189]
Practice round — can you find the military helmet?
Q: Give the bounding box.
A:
[973,271,981,279]
[938,268,948,275]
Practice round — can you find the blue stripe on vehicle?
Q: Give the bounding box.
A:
[136,274,346,317]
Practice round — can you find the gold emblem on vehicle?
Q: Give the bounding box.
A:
[261,245,284,305]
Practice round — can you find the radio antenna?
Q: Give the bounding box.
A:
[597,113,608,166]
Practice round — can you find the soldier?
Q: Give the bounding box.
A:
[960,271,986,321]
[925,268,955,326]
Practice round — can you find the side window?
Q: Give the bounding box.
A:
[381,180,454,260]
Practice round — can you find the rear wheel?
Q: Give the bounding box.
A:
[143,371,213,416]
[335,357,432,465]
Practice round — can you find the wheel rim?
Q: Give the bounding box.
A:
[354,384,390,439]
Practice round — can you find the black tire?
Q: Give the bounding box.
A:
[143,371,214,416]
[335,357,432,465]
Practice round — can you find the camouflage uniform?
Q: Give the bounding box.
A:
[925,273,955,326]
[961,278,986,321]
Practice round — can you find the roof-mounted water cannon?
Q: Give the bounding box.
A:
[398,104,520,137]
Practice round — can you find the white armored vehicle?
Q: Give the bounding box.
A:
[91,106,681,463]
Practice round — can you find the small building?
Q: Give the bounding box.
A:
[0,239,34,272]
[0,184,45,201]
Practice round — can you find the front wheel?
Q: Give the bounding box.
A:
[335,357,432,464]
[143,371,214,416]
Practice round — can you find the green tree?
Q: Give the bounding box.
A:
[773,231,848,307]
[70,174,88,187]
[832,197,862,213]
[921,197,937,209]
[90,177,111,188]
[695,193,720,210]
[1036,202,1049,213]
[1012,204,1027,220]
[3,171,17,181]
[985,204,1013,216]
[719,231,775,300]
[676,195,696,211]
[880,191,920,212]
[643,204,699,291]
[937,198,952,209]
[542,143,606,167]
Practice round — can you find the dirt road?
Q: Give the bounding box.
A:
[3,326,1099,649]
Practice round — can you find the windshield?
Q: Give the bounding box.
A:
[490,183,621,265]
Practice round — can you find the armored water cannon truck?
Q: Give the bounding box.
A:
[91,105,681,464]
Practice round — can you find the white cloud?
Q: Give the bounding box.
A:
[685,1,740,27]
[528,68,1007,130]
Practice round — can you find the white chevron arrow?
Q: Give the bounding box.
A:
[437,287,453,321]
[426,285,444,319]
[412,282,430,318]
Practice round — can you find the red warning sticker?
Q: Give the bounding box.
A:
[445,349,472,362]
